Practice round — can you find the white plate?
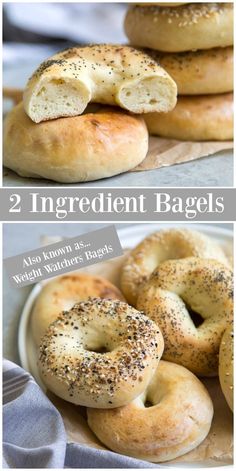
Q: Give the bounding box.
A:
[18,222,233,377]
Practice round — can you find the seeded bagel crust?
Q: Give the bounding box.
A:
[145,47,233,95]
[219,326,233,411]
[125,3,233,52]
[38,298,164,408]
[23,44,177,123]
[137,258,233,376]
[31,273,125,346]
[120,228,230,306]
[87,360,213,462]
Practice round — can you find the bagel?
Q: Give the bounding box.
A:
[38,298,164,408]
[144,93,233,141]
[23,44,177,123]
[137,258,233,376]
[120,228,229,306]
[146,47,233,95]
[125,3,233,52]
[219,326,233,411]
[87,360,214,462]
[3,102,149,183]
[31,273,125,346]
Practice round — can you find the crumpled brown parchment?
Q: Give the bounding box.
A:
[131,137,233,172]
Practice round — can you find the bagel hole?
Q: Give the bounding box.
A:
[86,345,109,354]
[144,399,153,408]
[185,304,204,328]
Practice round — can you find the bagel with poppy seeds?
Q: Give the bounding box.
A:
[137,258,233,376]
[31,273,125,346]
[219,326,233,411]
[125,3,233,52]
[87,361,213,462]
[23,44,177,123]
[38,298,164,408]
[120,228,230,307]
[145,47,233,95]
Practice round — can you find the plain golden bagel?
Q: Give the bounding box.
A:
[144,93,233,141]
[219,326,233,411]
[23,44,177,123]
[31,273,125,346]
[146,47,233,95]
[87,360,213,462]
[120,228,229,306]
[137,258,233,376]
[39,298,164,408]
[3,102,149,183]
[125,3,233,52]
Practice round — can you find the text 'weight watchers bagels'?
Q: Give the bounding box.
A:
[125,3,233,52]
[23,44,177,123]
[3,103,149,183]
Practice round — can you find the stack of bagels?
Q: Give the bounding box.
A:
[33,228,233,463]
[3,44,177,183]
[125,2,234,141]
[3,3,233,183]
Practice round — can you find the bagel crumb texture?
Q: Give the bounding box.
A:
[23,44,177,122]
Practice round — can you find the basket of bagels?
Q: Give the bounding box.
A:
[3,2,234,183]
[23,226,233,465]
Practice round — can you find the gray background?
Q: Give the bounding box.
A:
[1,188,235,221]
[3,222,232,364]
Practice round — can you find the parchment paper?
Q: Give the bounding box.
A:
[31,241,233,466]
[132,137,233,172]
